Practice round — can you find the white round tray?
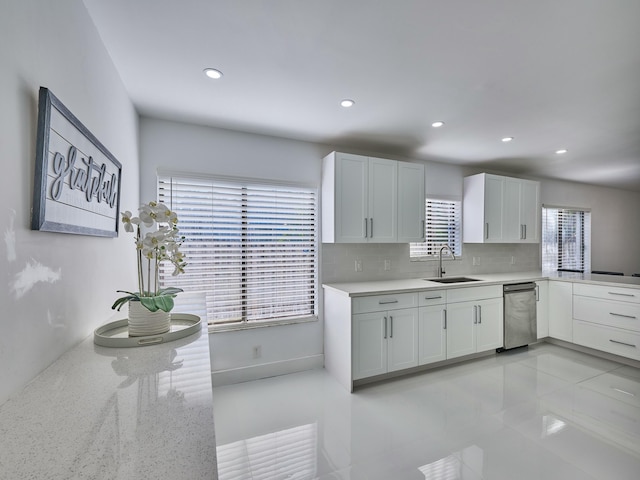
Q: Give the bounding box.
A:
[94,313,201,348]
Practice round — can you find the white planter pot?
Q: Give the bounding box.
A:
[128,301,171,337]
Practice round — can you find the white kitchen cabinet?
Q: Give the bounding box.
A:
[572,283,640,360]
[353,307,419,380]
[536,280,549,338]
[367,156,397,242]
[446,297,503,359]
[463,173,504,243]
[446,301,477,358]
[503,177,540,242]
[475,297,504,351]
[463,173,540,244]
[322,151,425,243]
[548,281,573,342]
[418,304,447,365]
[397,161,426,242]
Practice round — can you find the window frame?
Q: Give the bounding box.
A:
[157,171,319,332]
[541,204,591,273]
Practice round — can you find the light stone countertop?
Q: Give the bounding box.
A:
[0,322,217,479]
[323,270,640,296]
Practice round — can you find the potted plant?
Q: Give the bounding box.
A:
[112,201,186,336]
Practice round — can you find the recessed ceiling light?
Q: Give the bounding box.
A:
[203,68,223,79]
[555,149,568,154]
[501,137,514,142]
[431,121,445,128]
[340,99,355,108]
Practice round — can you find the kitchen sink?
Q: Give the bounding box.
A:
[425,277,481,284]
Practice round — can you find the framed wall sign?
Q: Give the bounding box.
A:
[32,87,122,237]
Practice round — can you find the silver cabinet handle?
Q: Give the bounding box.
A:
[608,291,635,297]
[443,309,447,330]
[383,316,387,339]
[535,284,540,301]
[421,220,425,239]
[473,305,478,324]
[485,223,489,239]
[370,218,373,238]
[424,295,442,300]
[379,299,399,305]
[389,316,393,338]
[478,305,482,324]
[609,339,636,348]
[524,224,527,239]
[364,218,368,238]
[609,312,637,319]
[520,224,524,240]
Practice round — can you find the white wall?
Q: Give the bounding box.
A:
[540,178,640,275]
[0,0,139,405]
[139,118,327,382]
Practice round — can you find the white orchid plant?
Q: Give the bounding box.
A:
[111,201,187,313]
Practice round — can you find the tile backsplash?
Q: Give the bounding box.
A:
[321,243,540,284]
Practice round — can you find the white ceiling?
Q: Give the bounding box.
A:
[83,0,640,192]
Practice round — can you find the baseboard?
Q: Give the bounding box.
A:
[211,354,324,387]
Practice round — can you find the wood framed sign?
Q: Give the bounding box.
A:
[32,87,122,237]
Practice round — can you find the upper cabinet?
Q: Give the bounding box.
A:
[463,173,540,244]
[322,152,425,243]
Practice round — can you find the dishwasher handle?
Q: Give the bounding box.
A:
[503,282,537,293]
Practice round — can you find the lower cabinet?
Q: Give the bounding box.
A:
[353,308,419,380]
[548,281,573,341]
[418,305,447,365]
[536,280,549,338]
[572,282,640,360]
[446,298,503,359]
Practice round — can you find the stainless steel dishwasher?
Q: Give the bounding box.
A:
[501,282,537,351]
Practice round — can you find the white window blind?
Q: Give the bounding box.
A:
[410,198,462,258]
[157,174,317,327]
[542,206,591,272]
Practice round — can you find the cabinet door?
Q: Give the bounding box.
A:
[368,157,397,242]
[536,281,549,338]
[397,162,425,242]
[419,305,447,365]
[548,281,573,342]
[503,177,522,242]
[484,175,504,242]
[335,153,368,242]
[446,301,476,359]
[519,180,539,242]
[387,308,419,372]
[353,312,387,380]
[475,297,504,352]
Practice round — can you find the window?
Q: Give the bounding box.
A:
[410,198,462,259]
[542,206,591,272]
[157,174,318,328]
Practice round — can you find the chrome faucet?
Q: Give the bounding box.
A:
[437,244,455,277]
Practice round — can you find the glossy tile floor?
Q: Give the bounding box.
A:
[212,344,640,479]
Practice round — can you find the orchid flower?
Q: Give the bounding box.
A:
[112,201,187,313]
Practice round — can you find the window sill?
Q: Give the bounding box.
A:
[208,315,318,333]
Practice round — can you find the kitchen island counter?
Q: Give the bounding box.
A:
[0,322,217,479]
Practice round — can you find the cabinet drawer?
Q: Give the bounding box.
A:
[574,283,640,304]
[573,320,640,361]
[446,285,502,303]
[573,296,640,332]
[352,292,418,314]
[418,290,447,306]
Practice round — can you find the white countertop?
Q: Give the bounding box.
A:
[0,323,217,479]
[323,270,640,296]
